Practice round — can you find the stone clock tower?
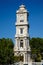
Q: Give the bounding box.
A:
[14,5,31,64]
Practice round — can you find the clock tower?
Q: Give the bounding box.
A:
[14,5,31,64]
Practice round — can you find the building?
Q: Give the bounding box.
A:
[14,5,31,64]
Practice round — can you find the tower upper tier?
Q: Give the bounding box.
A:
[15,5,29,26]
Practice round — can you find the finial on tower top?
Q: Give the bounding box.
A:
[19,4,25,8]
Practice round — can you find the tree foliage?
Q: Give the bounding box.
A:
[30,38,43,62]
[0,38,14,65]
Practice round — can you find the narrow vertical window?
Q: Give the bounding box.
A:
[20,28,23,34]
[20,40,23,47]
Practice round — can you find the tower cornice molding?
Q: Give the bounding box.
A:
[15,22,29,27]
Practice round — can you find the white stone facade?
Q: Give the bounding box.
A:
[14,5,31,64]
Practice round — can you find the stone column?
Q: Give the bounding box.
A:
[24,37,27,50]
[28,52,31,62]
[24,38,25,49]
[24,53,26,63]
[25,53,28,62]
[27,38,30,49]
[24,52,28,64]
[17,37,19,49]
[15,37,19,50]
[19,38,20,50]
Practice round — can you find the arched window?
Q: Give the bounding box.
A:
[20,40,23,47]
[19,54,23,61]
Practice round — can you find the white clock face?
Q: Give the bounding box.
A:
[20,14,24,19]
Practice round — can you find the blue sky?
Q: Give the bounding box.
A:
[0,0,43,42]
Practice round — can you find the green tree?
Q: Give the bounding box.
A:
[0,38,14,65]
[30,38,43,62]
